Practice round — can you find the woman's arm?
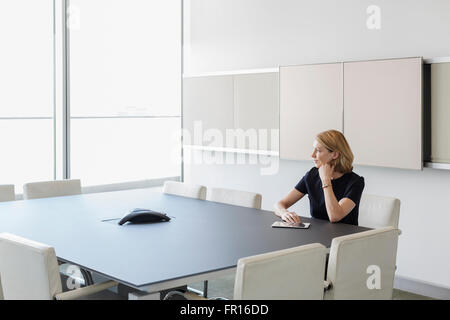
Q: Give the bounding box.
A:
[319,164,356,223]
[322,186,356,223]
[274,189,305,224]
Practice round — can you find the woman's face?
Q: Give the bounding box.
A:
[311,140,337,168]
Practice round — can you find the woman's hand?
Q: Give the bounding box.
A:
[319,163,334,184]
[281,211,301,224]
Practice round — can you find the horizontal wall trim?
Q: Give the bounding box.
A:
[71,115,181,119]
[0,116,181,120]
[185,57,427,78]
[183,144,279,156]
[423,57,450,64]
[0,117,53,120]
[394,274,450,300]
[183,67,279,78]
[424,162,450,170]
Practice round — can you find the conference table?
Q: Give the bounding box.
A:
[0,187,370,299]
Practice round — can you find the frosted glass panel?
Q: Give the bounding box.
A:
[71,118,181,186]
[0,120,53,193]
[0,0,53,117]
[69,0,181,117]
[431,63,450,163]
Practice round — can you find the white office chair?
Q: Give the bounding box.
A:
[0,184,15,202]
[163,181,207,200]
[0,233,118,300]
[206,187,262,209]
[23,179,82,200]
[179,243,327,300]
[358,194,401,229]
[324,226,401,300]
[234,243,327,299]
[22,179,92,285]
[195,187,262,297]
[115,180,207,299]
[0,184,15,299]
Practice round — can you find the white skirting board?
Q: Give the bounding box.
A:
[394,275,450,300]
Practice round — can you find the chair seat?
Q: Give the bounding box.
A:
[0,233,118,300]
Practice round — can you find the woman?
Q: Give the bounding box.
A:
[274,130,364,226]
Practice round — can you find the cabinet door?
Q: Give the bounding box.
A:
[431,62,450,163]
[280,63,344,160]
[183,75,234,147]
[234,72,279,151]
[344,58,422,170]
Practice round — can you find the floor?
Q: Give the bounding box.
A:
[81,273,438,300]
[188,275,438,300]
[392,288,436,300]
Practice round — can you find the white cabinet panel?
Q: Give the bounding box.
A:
[234,72,279,151]
[344,58,422,170]
[183,76,234,147]
[234,72,279,131]
[280,63,343,160]
[183,72,279,151]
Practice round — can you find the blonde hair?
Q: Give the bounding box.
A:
[316,130,354,173]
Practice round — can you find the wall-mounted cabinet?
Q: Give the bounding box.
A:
[344,58,422,170]
[429,62,450,164]
[280,57,423,170]
[183,71,279,152]
[279,63,344,160]
[234,73,279,133]
[183,75,234,148]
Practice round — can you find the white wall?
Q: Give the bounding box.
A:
[184,0,450,290]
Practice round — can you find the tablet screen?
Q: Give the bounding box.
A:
[271,221,310,229]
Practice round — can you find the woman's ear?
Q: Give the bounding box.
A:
[329,151,339,167]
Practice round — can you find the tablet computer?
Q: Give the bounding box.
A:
[271,221,311,229]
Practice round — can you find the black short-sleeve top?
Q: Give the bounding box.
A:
[295,167,365,226]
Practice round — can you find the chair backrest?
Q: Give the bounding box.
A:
[206,187,262,209]
[0,186,16,299]
[0,184,15,202]
[0,233,63,300]
[325,226,401,300]
[234,243,327,300]
[23,179,82,200]
[358,194,401,229]
[162,181,207,200]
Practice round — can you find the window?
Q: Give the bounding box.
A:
[68,0,182,185]
[0,0,54,193]
[0,0,182,192]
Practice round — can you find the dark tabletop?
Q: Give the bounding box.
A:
[0,188,370,288]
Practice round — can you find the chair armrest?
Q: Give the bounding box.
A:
[54,281,118,300]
